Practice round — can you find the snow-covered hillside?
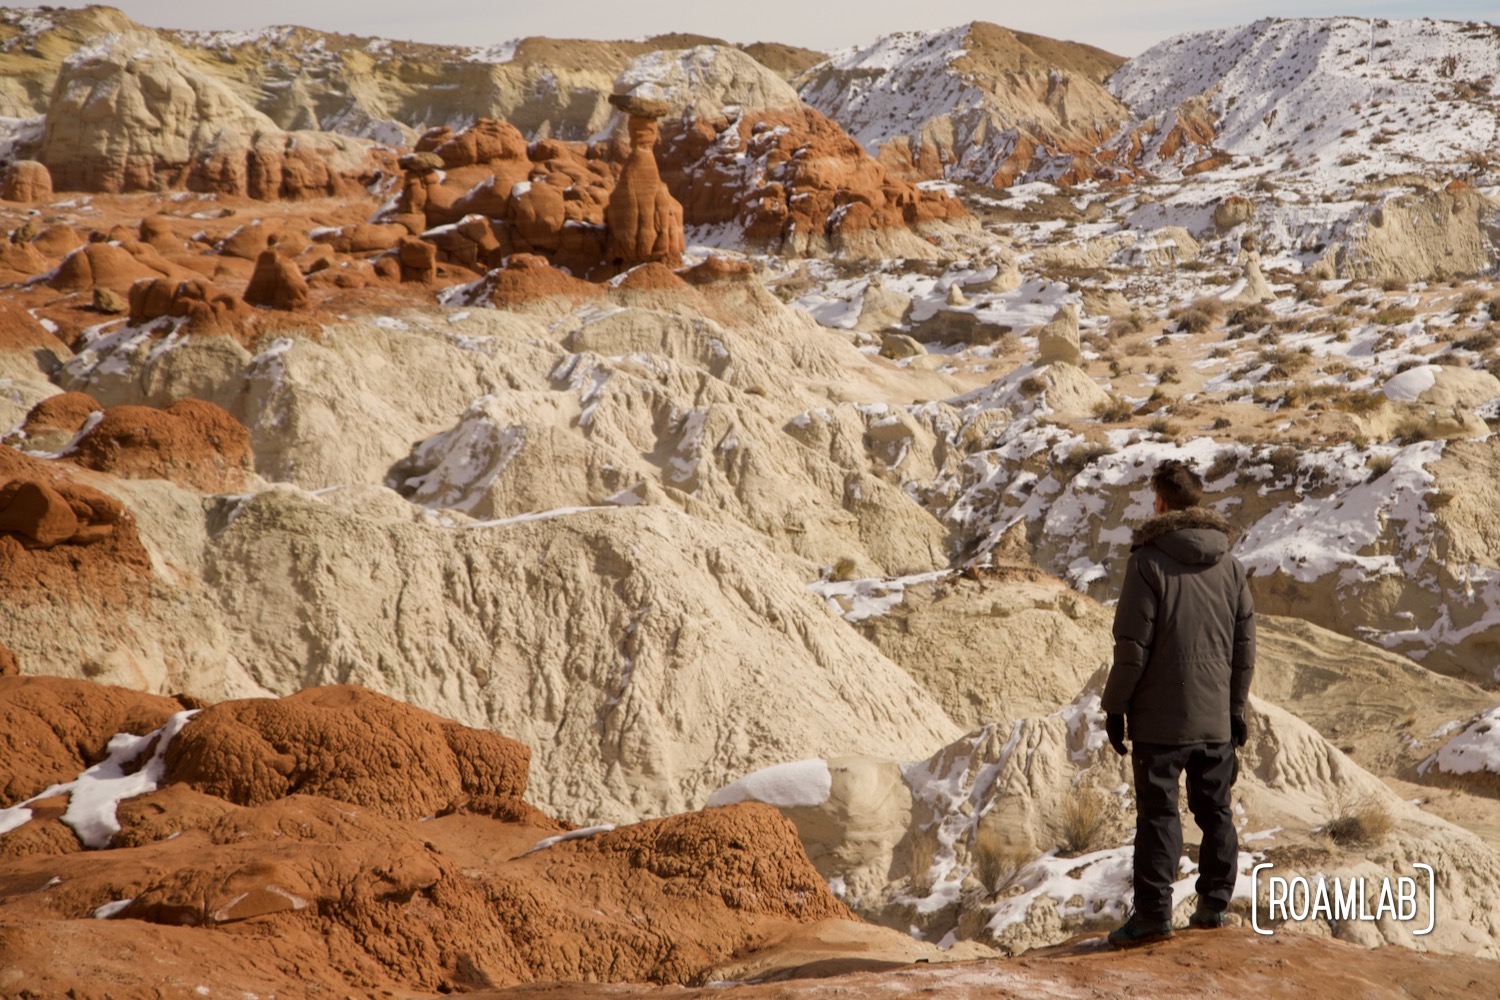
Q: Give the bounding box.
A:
[797,21,1130,186]
[1110,17,1500,183]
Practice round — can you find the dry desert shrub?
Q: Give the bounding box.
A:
[1456,327,1498,352]
[973,825,1034,893]
[906,834,940,895]
[1453,290,1486,316]
[1058,440,1116,477]
[1093,396,1136,423]
[1372,305,1417,326]
[1227,303,1274,330]
[1330,388,1385,416]
[1323,796,1395,847]
[1059,788,1110,856]
[1261,346,1314,379]
[1172,298,1226,334]
[1018,374,1048,397]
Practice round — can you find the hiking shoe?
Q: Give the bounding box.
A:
[1188,904,1228,929]
[1107,913,1173,948]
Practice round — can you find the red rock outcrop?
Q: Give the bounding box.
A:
[0,447,152,610]
[128,276,259,343]
[680,255,755,285]
[47,242,168,294]
[0,643,15,677]
[243,248,311,310]
[384,108,958,277]
[12,392,101,453]
[0,680,852,996]
[69,399,252,493]
[398,235,438,283]
[22,393,103,438]
[604,94,686,270]
[656,106,965,253]
[0,160,53,203]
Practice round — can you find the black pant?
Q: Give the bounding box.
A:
[1130,741,1238,922]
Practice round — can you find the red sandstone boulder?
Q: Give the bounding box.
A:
[398,236,438,284]
[679,255,755,285]
[0,470,125,551]
[1,161,53,203]
[164,686,533,820]
[243,249,310,311]
[0,677,184,805]
[48,243,165,294]
[30,223,84,258]
[312,223,410,255]
[0,480,80,547]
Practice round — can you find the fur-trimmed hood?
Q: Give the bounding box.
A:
[1131,506,1236,566]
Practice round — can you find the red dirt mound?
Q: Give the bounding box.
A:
[0,642,15,677]
[0,676,182,805]
[615,260,691,293]
[476,254,606,309]
[164,685,532,820]
[18,391,102,446]
[70,399,252,492]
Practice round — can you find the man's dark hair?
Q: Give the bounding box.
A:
[1151,459,1203,510]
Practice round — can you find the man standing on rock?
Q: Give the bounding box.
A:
[1102,459,1255,947]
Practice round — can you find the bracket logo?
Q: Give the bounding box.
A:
[1250,863,1435,936]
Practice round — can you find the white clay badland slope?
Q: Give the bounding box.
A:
[15,283,978,826]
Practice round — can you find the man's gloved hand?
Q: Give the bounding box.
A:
[1231,715,1248,748]
[1106,713,1127,756]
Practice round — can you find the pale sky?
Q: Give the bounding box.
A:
[48,1,1500,56]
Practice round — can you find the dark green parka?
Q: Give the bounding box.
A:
[1101,506,1256,745]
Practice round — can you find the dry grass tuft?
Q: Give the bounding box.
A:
[1323,797,1395,847]
[1059,788,1110,856]
[973,825,1034,893]
[1093,397,1136,423]
[1058,440,1116,478]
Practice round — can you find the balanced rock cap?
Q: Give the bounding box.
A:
[608,93,671,119]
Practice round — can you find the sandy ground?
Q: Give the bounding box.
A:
[454,928,1500,1000]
